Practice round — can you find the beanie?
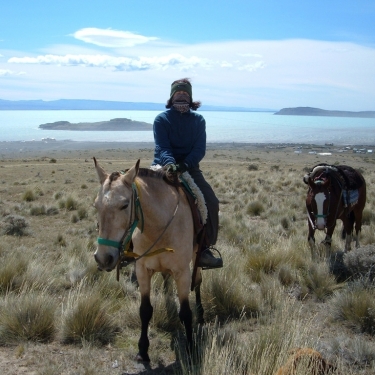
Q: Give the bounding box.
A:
[170,81,192,99]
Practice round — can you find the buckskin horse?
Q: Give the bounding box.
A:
[93,158,205,362]
[303,163,366,258]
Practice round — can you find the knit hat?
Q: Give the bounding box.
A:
[170,81,192,99]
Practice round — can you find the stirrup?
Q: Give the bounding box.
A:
[200,246,223,270]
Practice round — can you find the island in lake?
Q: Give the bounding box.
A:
[38,118,152,131]
[274,107,375,118]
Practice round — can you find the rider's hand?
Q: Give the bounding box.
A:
[166,164,177,174]
[176,162,188,173]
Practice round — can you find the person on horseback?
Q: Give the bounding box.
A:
[152,78,223,269]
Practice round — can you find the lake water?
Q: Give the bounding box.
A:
[1,110,374,145]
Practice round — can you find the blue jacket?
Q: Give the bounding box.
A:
[152,107,206,168]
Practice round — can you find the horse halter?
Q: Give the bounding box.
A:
[97,181,143,261]
[97,179,181,278]
[307,175,344,232]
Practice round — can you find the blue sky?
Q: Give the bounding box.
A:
[1,0,374,110]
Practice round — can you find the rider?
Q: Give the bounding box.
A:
[152,78,223,269]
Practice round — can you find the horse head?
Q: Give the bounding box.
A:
[304,166,332,230]
[93,158,140,271]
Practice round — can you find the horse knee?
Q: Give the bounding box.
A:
[179,299,192,325]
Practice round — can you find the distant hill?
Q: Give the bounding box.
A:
[274,107,375,118]
[0,99,274,112]
[39,118,152,131]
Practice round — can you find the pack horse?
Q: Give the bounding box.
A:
[303,164,366,257]
[93,158,205,362]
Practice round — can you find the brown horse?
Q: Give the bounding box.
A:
[303,164,366,258]
[93,158,204,362]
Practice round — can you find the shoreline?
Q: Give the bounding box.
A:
[1,140,374,160]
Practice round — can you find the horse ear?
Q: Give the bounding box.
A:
[303,173,310,184]
[93,157,108,185]
[122,159,140,185]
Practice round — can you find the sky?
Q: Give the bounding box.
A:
[1,0,375,111]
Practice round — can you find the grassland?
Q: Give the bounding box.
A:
[0,141,375,375]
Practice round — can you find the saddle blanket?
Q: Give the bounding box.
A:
[149,165,207,224]
[342,189,359,207]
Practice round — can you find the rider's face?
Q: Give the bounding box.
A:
[172,91,190,103]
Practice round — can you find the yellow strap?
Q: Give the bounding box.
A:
[124,247,174,258]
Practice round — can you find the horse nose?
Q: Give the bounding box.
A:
[94,251,116,271]
[94,253,103,271]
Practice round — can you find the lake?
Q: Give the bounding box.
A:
[1,110,374,145]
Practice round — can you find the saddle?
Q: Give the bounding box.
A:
[309,163,363,190]
[310,163,363,207]
[179,173,205,236]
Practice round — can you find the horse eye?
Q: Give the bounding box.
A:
[121,203,129,210]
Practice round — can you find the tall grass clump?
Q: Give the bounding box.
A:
[202,264,263,322]
[22,189,36,202]
[61,287,119,345]
[0,250,28,293]
[344,244,375,280]
[330,282,375,334]
[246,200,265,216]
[64,195,79,211]
[299,262,342,301]
[0,289,56,344]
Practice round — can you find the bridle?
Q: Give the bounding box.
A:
[97,180,180,278]
[307,175,344,233]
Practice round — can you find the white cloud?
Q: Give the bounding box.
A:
[0,69,25,76]
[8,53,262,72]
[2,36,375,110]
[73,28,158,48]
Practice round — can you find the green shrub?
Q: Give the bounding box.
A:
[0,215,30,236]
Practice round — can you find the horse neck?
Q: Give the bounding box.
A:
[136,175,180,227]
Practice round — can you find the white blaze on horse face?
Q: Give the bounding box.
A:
[104,190,111,202]
[315,192,326,229]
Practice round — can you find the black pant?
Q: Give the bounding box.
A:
[188,167,219,246]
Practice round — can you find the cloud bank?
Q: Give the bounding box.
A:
[1,27,375,110]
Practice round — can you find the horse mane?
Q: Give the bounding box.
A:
[137,168,181,187]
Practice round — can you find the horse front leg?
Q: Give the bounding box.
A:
[307,220,316,259]
[176,271,193,355]
[137,294,153,362]
[323,223,335,258]
[136,267,153,362]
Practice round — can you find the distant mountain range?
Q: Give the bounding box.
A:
[0,99,274,112]
[275,107,375,118]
